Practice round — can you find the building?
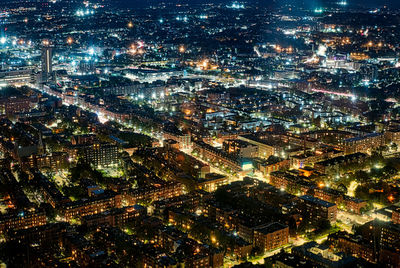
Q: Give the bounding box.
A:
[290,148,344,169]
[223,139,258,158]
[61,191,122,221]
[0,95,32,116]
[341,133,383,154]
[238,135,278,159]
[269,171,314,196]
[343,196,367,215]
[124,181,184,206]
[254,157,290,176]
[385,128,400,145]
[22,152,69,171]
[357,220,400,267]
[197,173,229,192]
[5,222,68,246]
[71,134,98,145]
[0,210,47,234]
[163,126,191,149]
[82,205,146,228]
[252,222,289,253]
[152,191,210,214]
[392,207,400,224]
[328,231,376,263]
[79,143,120,167]
[266,252,315,268]
[193,141,243,173]
[292,241,361,268]
[41,46,53,82]
[313,187,344,204]
[298,195,337,224]
[142,246,178,268]
[0,68,36,86]
[313,153,367,175]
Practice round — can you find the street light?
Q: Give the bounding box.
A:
[67,37,74,45]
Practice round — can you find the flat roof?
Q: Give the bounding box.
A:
[299,195,336,208]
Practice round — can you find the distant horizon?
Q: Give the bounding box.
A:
[114,0,400,8]
[0,0,399,9]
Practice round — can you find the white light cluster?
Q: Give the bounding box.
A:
[228,2,244,9]
[76,9,94,17]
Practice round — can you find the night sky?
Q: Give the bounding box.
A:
[116,0,400,8]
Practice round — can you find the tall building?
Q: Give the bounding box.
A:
[41,46,53,82]
[79,143,120,167]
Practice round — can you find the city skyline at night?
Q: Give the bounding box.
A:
[0,0,400,267]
